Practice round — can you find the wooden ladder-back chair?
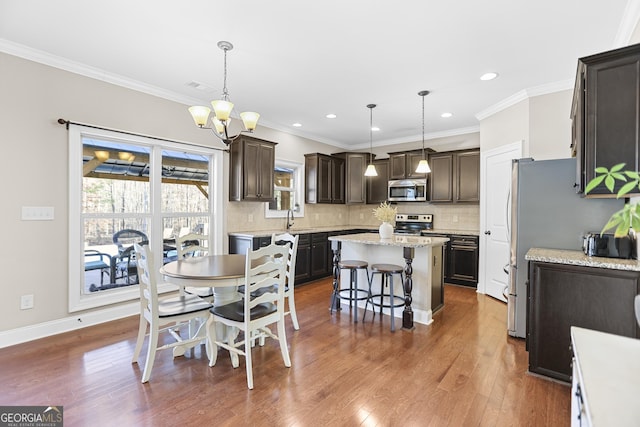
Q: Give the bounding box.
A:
[271,232,301,330]
[206,243,291,389]
[131,243,212,383]
[176,232,213,301]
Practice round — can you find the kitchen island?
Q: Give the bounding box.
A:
[329,233,449,329]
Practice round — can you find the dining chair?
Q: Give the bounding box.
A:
[206,243,291,389]
[131,243,212,383]
[271,232,300,330]
[176,233,214,302]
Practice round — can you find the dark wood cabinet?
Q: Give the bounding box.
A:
[429,150,479,203]
[447,235,479,287]
[572,43,640,195]
[528,261,640,382]
[305,153,345,204]
[366,159,389,204]
[334,152,367,204]
[295,234,311,283]
[228,235,271,255]
[229,136,276,201]
[389,151,428,180]
[311,233,329,277]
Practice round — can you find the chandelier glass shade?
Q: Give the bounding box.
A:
[188,41,259,146]
[415,90,431,174]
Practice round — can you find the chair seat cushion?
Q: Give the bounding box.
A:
[211,301,276,322]
[158,294,212,317]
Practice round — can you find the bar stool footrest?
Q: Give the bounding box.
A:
[338,288,370,301]
[369,294,405,309]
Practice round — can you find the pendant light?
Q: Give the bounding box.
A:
[415,90,431,174]
[364,103,378,177]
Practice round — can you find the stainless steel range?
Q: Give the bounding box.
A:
[394,214,433,235]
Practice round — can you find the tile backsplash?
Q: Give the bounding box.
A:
[227,201,479,233]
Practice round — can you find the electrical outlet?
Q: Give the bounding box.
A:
[360,213,364,219]
[248,214,253,222]
[339,213,342,219]
[315,213,319,220]
[453,215,459,223]
[20,294,34,310]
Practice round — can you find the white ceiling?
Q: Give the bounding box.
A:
[0,0,637,149]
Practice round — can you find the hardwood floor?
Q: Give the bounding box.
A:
[0,279,570,426]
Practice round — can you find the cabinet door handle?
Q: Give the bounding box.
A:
[484,230,491,235]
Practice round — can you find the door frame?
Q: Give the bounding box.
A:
[477,141,523,296]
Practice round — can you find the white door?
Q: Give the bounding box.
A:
[478,142,523,301]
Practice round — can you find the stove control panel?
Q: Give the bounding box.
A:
[396,214,433,223]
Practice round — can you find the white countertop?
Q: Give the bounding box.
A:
[525,248,640,271]
[571,327,640,426]
[328,233,449,248]
[230,227,478,239]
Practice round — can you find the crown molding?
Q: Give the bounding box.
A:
[347,126,480,151]
[613,0,640,47]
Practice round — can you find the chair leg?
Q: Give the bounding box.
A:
[141,323,159,383]
[131,314,147,363]
[228,326,240,368]
[287,292,300,330]
[389,275,396,332]
[244,331,254,390]
[277,318,291,368]
[206,316,218,367]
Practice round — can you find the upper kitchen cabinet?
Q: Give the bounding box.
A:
[229,135,276,202]
[305,153,345,204]
[366,158,390,204]
[572,43,640,196]
[333,152,368,204]
[429,149,479,203]
[389,150,429,180]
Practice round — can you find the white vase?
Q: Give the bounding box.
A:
[379,222,393,239]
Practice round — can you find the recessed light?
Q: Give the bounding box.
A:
[371,126,380,132]
[326,113,337,119]
[480,72,498,81]
[441,112,453,118]
[292,123,302,127]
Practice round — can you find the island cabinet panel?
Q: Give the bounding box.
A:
[229,136,276,202]
[366,159,389,204]
[527,261,640,382]
[572,43,640,195]
[305,153,345,204]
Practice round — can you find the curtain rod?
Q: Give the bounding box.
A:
[57,118,229,152]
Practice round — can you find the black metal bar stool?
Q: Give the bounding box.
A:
[364,263,404,331]
[331,260,369,323]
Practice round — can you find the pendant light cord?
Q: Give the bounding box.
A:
[421,93,425,158]
[369,106,373,164]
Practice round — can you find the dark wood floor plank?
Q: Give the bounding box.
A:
[0,279,570,426]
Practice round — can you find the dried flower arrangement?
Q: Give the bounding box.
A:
[372,201,397,223]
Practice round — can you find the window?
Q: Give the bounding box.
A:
[68,125,223,312]
[264,159,304,218]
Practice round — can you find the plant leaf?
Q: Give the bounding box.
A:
[585,174,606,194]
[610,163,626,172]
[604,175,615,192]
[617,181,638,198]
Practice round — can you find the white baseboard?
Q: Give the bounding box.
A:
[0,302,139,349]
[344,301,434,326]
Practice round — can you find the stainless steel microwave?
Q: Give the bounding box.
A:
[388,179,427,202]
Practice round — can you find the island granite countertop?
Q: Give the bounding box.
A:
[229,227,479,239]
[329,233,449,248]
[525,248,640,272]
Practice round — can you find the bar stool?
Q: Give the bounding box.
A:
[331,260,369,323]
[364,263,404,331]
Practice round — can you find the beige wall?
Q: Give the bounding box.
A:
[479,99,530,154]
[529,90,573,160]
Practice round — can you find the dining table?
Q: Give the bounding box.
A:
[160,254,247,306]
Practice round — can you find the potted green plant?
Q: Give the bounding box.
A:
[585,163,640,237]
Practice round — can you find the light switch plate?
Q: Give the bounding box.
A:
[22,206,54,221]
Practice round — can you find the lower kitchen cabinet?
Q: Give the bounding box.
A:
[228,235,271,255]
[447,235,479,287]
[294,234,312,283]
[528,261,640,382]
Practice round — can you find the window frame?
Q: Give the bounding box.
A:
[264,159,305,219]
[68,125,223,312]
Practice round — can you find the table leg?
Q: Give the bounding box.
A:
[402,246,415,330]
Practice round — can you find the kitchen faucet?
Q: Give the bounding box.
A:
[286,209,294,231]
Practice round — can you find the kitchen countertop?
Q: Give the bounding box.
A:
[229,227,479,238]
[525,248,640,271]
[328,233,449,248]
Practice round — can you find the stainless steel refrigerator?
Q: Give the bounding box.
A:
[507,158,624,338]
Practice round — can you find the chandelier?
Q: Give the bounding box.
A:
[188,41,260,146]
[415,90,431,174]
